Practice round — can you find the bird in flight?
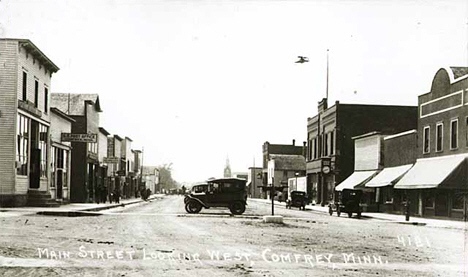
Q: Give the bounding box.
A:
[295,56,309,63]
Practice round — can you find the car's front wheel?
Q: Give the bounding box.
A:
[185,200,202,214]
[229,201,246,215]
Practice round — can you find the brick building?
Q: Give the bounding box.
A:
[364,130,417,214]
[395,67,468,219]
[0,39,59,206]
[306,99,417,206]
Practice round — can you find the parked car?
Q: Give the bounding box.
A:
[184,183,208,204]
[184,178,247,215]
[286,191,307,210]
[328,189,363,218]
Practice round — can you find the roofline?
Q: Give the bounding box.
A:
[125,136,133,142]
[114,135,123,141]
[384,129,417,141]
[99,127,111,136]
[50,107,75,122]
[352,131,381,140]
[308,102,417,121]
[2,38,60,73]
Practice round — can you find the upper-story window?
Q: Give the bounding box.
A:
[44,86,49,113]
[88,142,97,154]
[313,138,317,159]
[423,126,430,154]
[436,123,443,152]
[466,117,468,148]
[451,118,458,150]
[324,133,329,156]
[330,130,334,155]
[22,71,27,101]
[34,79,39,108]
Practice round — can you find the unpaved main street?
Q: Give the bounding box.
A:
[0,195,466,276]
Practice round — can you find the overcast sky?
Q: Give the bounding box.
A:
[1,0,467,183]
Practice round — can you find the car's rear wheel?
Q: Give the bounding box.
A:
[229,201,246,215]
[185,200,202,214]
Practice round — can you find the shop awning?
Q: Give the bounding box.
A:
[365,164,413,188]
[394,155,468,189]
[335,171,377,191]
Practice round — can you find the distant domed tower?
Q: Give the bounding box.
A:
[224,156,232,177]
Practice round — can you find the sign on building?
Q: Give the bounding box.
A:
[103,157,120,164]
[61,133,97,143]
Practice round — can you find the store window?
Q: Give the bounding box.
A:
[16,114,30,175]
[51,146,56,187]
[39,124,48,178]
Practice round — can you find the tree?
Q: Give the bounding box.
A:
[157,163,177,191]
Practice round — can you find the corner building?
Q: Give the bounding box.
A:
[0,39,59,206]
[306,99,417,206]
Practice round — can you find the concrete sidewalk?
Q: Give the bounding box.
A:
[249,198,468,230]
[0,194,163,217]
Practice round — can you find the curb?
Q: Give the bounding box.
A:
[35,196,161,217]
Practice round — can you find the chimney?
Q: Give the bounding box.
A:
[303,141,307,157]
[292,139,295,146]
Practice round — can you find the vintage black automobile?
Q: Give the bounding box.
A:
[184,183,208,204]
[286,191,307,210]
[328,189,363,218]
[184,178,247,215]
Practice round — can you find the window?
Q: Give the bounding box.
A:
[424,192,435,208]
[22,71,27,101]
[34,79,39,108]
[451,119,458,149]
[436,123,443,152]
[452,191,464,210]
[63,150,68,187]
[44,87,49,113]
[313,138,317,159]
[16,114,30,175]
[88,142,97,153]
[324,133,328,156]
[330,131,334,155]
[423,126,430,154]
[466,117,468,147]
[39,124,48,178]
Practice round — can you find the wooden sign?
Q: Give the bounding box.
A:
[104,157,120,164]
[61,133,97,143]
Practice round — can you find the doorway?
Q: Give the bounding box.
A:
[29,120,40,189]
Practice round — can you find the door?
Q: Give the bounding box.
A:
[56,170,63,199]
[435,191,449,216]
[29,121,40,189]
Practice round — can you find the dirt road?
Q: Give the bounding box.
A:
[0,195,466,276]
